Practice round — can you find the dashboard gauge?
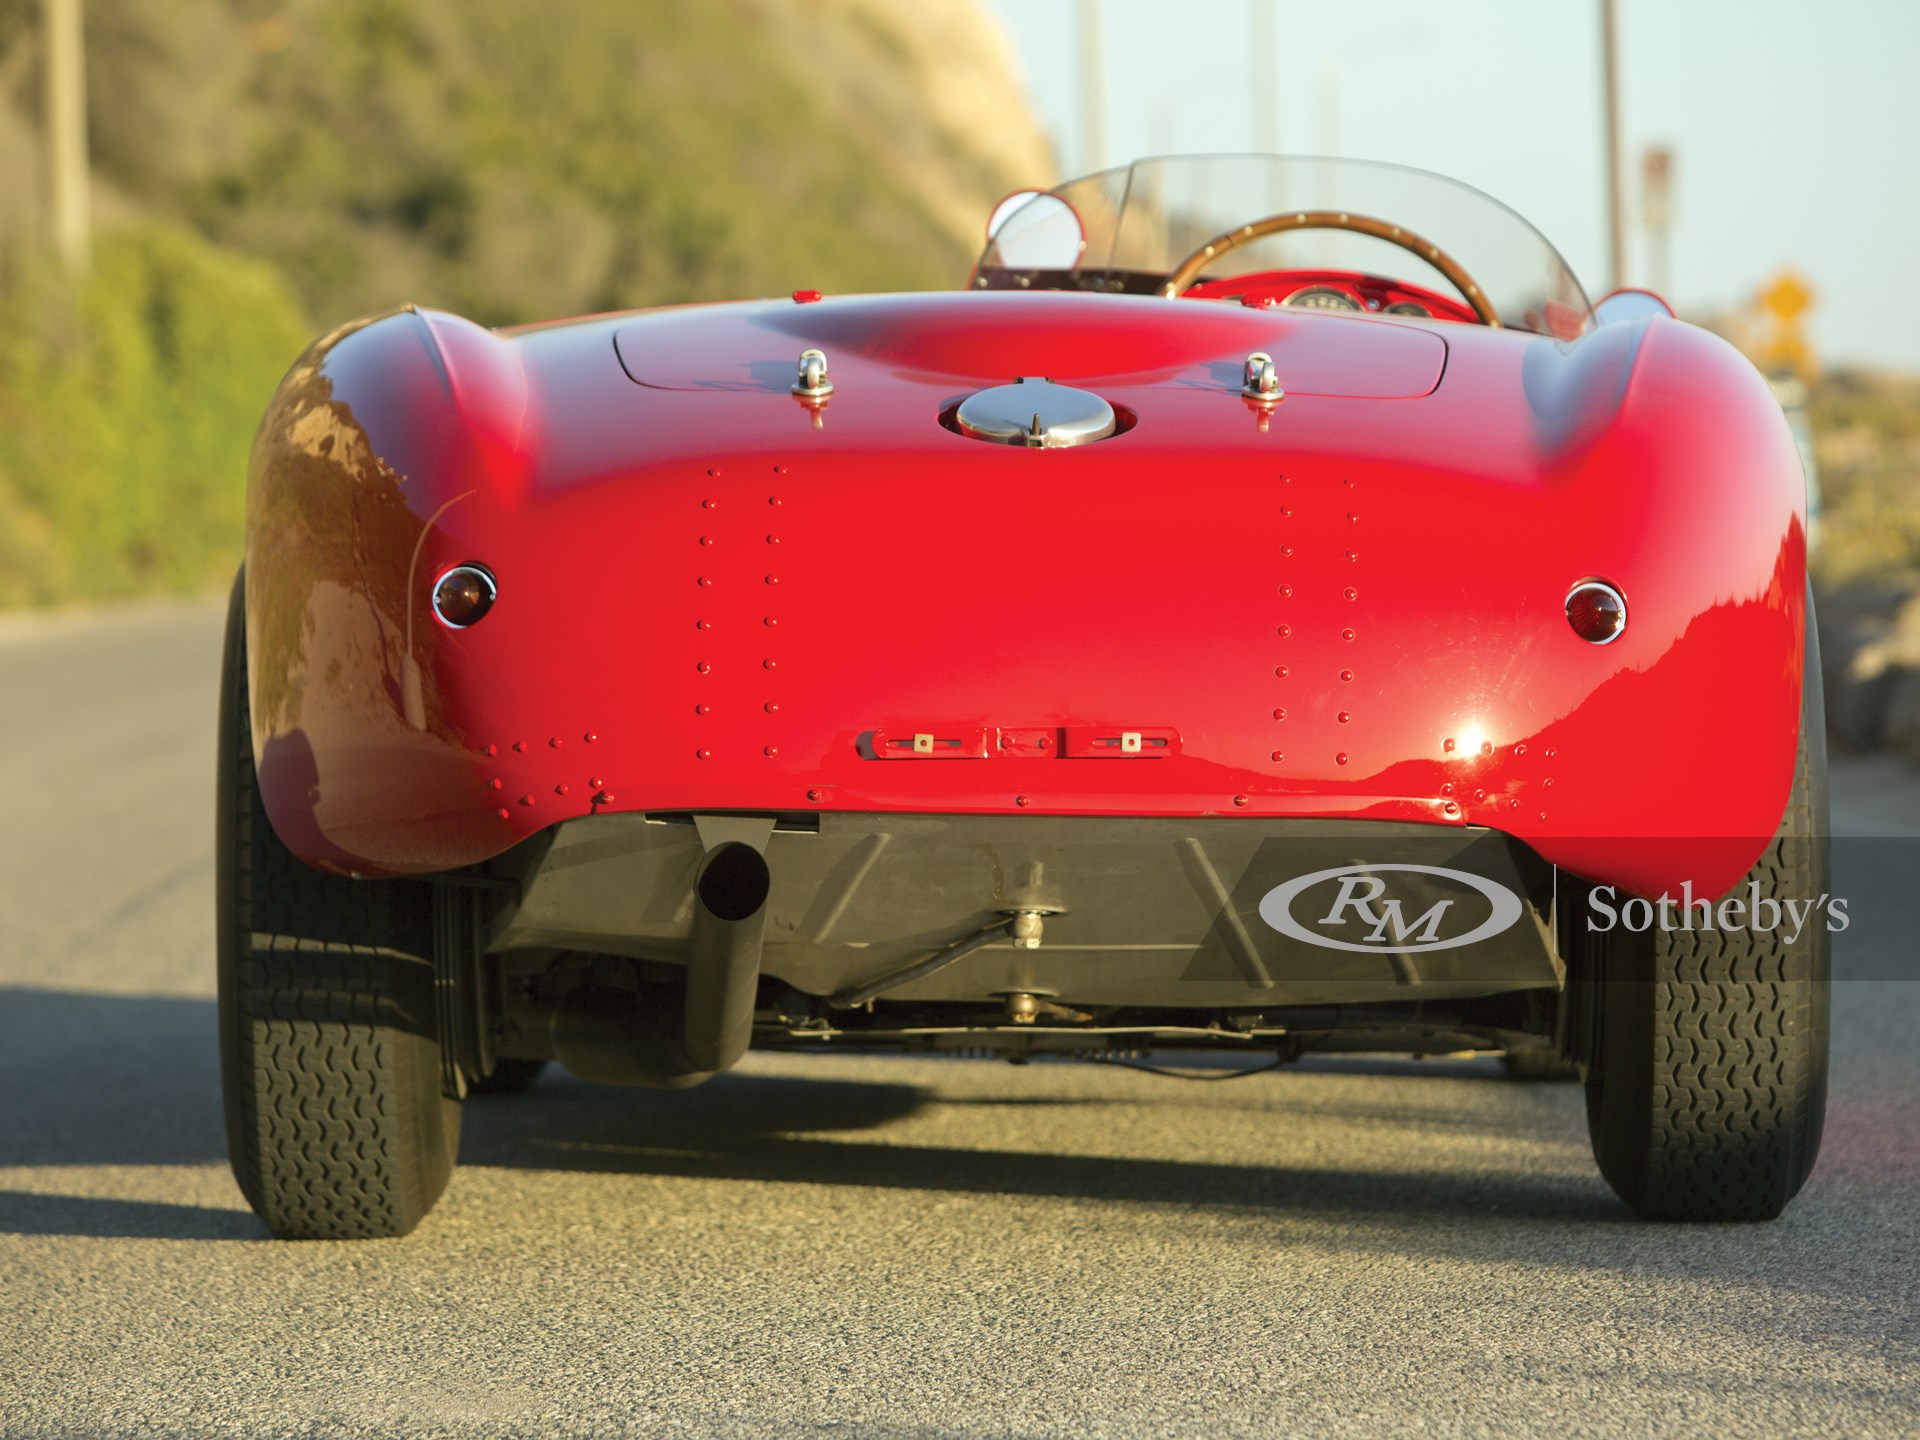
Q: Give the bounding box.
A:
[1282,286,1363,312]
[1384,301,1431,317]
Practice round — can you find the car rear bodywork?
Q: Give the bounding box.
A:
[247,291,1805,928]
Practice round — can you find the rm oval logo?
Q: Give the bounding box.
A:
[1258,863,1525,954]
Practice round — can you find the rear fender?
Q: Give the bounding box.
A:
[244,308,531,871]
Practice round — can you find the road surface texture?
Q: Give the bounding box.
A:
[2,602,1915,1438]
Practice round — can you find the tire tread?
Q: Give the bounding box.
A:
[217,572,458,1240]
[1586,606,1829,1222]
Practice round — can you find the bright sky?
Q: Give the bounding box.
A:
[979,0,1920,372]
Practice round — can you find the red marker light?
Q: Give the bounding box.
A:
[792,289,823,304]
[1565,580,1627,644]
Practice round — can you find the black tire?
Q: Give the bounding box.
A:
[1583,609,1830,1221]
[217,571,460,1240]
[469,1058,548,1095]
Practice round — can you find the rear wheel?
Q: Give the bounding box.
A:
[217,571,461,1239]
[1582,621,1830,1221]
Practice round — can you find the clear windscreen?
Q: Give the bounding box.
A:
[976,155,1592,338]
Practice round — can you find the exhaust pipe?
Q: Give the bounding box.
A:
[681,841,771,1072]
[548,840,772,1087]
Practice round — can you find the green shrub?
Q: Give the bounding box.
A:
[0,223,309,606]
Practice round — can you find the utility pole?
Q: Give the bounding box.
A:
[1314,59,1339,159]
[1599,0,1624,291]
[1077,0,1105,174]
[1642,145,1674,298]
[43,0,91,273]
[1250,2,1278,153]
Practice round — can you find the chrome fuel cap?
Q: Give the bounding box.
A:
[955,377,1117,448]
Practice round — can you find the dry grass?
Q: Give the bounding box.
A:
[1809,369,1920,590]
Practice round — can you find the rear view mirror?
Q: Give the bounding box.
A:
[986,190,1045,242]
[984,191,1086,271]
[1592,288,1676,326]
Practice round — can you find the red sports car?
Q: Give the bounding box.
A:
[220,155,1826,1238]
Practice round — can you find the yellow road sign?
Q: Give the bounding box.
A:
[1760,270,1813,323]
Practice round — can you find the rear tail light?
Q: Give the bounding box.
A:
[432,564,497,628]
[1565,580,1627,644]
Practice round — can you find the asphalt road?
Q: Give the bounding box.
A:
[2,602,1916,1439]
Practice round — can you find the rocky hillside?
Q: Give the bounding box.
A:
[0,0,1053,603]
[0,0,1053,324]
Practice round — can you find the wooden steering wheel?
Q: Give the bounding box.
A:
[1160,210,1502,327]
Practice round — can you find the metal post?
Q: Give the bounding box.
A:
[1314,58,1340,159]
[1600,0,1624,291]
[1077,0,1105,173]
[1641,145,1674,299]
[1250,2,1278,153]
[43,0,91,273]
[1314,60,1340,263]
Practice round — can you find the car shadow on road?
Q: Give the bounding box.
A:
[5,985,1910,1279]
[0,986,1610,1243]
[0,1191,260,1241]
[0,987,930,1242]
[456,1070,1621,1228]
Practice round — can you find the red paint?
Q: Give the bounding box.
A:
[615,293,1446,399]
[246,287,1805,901]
